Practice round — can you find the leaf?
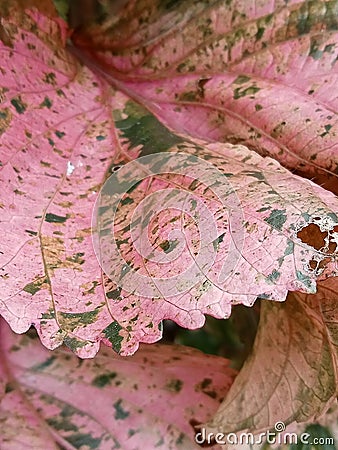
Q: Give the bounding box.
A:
[0,8,122,357]
[0,318,235,450]
[0,4,337,357]
[96,135,338,354]
[204,277,338,436]
[73,0,338,190]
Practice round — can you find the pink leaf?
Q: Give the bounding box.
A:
[74,0,338,189]
[204,277,338,435]
[0,4,337,357]
[0,318,235,450]
[0,9,134,357]
[97,140,338,354]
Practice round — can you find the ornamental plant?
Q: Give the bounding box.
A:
[0,0,337,448]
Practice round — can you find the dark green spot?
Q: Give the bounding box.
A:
[213,232,225,251]
[115,101,183,155]
[127,179,143,193]
[32,356,56,371]
[60,309,99,327]
[45,213,67,223]
[309,41,323,60]
[320,124,333,137]
[96,135,106,141]
[159,239,179,253]
[255,104,263,111]
[234,75,251,84]
[66,433,101,449]
[46,416,77,432]
[55,130,65,139]
[285,240,295,255]
[177,63,186,72]
[113,399,130,420]
[63,336,86,351]
[23,278,47,295]
[256,26,265,40]
[324,44,335,53]
[11,96,27,114]
[25,229,38,236]
[103,321,123,353]
[120,196,134,206]
[155,437,165,447]
[106,288,122,300]
[40,96,52,108]
[242,170,264,180]
[233,85,260,99]
[267,270,281,282]
[166,378,183,392]
[14,189,25,195]
[45,404,79,432]
[41,310,55,319]
[178,91,198,101]
[296,270,313,289]
[162,0,182,10]
[176,433,185,445]
[5,383,14,393]
[264,209,287,231]
[44,72,56,85]
[92,372,117,387]
[66,252,85,265]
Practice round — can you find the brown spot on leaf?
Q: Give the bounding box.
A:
[197,77,211,98]
[0,107,12,136]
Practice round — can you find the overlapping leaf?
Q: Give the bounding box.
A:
[73,0,338,190]
[204,277,338,436]
[99,135,338,355]
[0,7,127,357]
[0,318,235,450]
[0,5,338,357]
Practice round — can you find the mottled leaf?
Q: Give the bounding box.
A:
[204,277,338,436]
[0,318,234,450]
[1,4,337,359]
[0,8,135,357]
[97,136,338,355]
[73,0,338,190]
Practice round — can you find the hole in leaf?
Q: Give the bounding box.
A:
[297,223,326,250]
[318,256,332,270]
[309,259,317,270]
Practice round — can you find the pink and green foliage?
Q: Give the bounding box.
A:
[0,0,338,447]
[206,277,338,435]
[0,318,234,449]
[74,0,338,189]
